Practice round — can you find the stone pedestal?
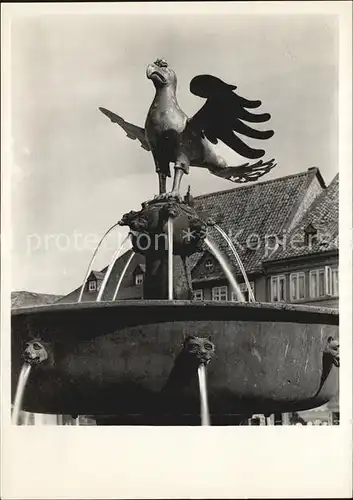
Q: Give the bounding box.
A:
[143,254,192,300]
[119,198,209,300]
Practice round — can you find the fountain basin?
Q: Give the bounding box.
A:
[11,301,339,420]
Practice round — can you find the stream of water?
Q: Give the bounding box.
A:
[213,224,255,302]
[78,223,125,302]
[205,237,246,302]
[96,235,131,302]
[167,218,174,301]
[197,364,210,426]
[12,363,32,425]
[112,251,135,301]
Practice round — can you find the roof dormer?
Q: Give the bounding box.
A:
[304,223,318,246]
[86,270,105,293]
[132,264,146,286]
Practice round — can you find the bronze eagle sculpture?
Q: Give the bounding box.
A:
[99,58,276,199]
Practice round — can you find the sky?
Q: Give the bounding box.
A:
[10,13,338,295]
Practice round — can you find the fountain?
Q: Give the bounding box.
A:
[11,59,339,426]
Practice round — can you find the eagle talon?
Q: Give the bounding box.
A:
[153,191,182,203]
[167,190,182,202]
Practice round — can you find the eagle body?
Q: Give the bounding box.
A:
[145,86,188,177]
[99,58,276,198]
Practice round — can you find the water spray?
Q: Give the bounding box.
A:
[96,234,131,302]
[167,218,174,301]
[198,363,210,426]
[78,222,123,303]
[12,340,50,425]
[213,224,255,302]
[205,237,246,302]
[112,251,135,301]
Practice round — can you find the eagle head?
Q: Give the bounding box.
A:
[146,59,177,89]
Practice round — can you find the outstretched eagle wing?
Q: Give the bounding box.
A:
[186,75,274,160]
[99,107,150,152]
[208,159,277,183]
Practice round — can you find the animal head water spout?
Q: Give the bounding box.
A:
[324,336,339,368]
[183,335,215,366]
[23,339,51,366]
[146,59,177,89]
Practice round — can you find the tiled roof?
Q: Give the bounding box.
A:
[265,174,338,262]
[191,168,323,279]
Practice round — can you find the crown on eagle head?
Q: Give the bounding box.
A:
[154,58,168,68]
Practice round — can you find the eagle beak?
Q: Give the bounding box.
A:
[146,64,156,80]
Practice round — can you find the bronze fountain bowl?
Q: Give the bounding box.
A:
[11,300,339,425]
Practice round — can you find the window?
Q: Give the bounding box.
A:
[289,272,306,301]
[332,268,339,297]
[309,267,334,298]
[193,289,203,301]
[212,286,228,301]
[310,269,324,298]
[135,274,143,285]
[270,275,286,302]
[304,223,318,246]
[231,282,255,302]
[88,280,97,292]
[204,259,214,272]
